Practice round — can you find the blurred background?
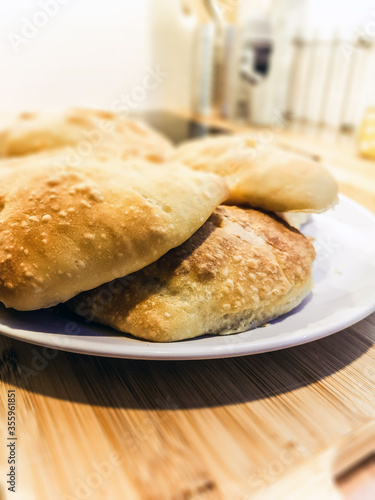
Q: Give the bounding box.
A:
[0,5,374,498]
[1,0,375,153]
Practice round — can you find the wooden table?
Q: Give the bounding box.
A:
[0,121,375,500]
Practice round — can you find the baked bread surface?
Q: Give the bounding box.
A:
[171,135,338,212]
[69,206,316,342]
[0,157,228,310]
[0,108,173,162]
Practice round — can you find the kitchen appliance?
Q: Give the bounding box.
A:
[191,4,274,122]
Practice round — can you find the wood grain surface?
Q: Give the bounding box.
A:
[0,120,374,500]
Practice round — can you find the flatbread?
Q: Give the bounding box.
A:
[0,108,173,162]
[0,156,228,310]
[171,135,338,212]
[276,212,310,229]
[68,206,316,342]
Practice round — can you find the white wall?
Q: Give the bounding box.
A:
[0,0,153,112]
[297,0,375,128]
[148,0,201,113]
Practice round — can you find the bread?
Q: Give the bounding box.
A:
[0,156,228,310]
[276,212,310,229]
[0,108,173,162]
[170,135,338,212]
[68,206,316,342]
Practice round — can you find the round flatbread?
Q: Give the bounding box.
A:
[69,206,316,342]
[0,155,228,310]
[0,108,173,162]
[171,135,338,213]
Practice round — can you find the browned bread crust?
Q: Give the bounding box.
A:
[0,108,173,162]
[0,156,228,310]
[69,206,316,342]
[171,135,338,213]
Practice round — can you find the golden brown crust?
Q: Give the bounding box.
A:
[171,136,338,213]
[0,156,228,310]
[0,108,173,162]
[69,206,316,342]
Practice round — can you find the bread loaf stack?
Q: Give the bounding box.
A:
[0,109,338,342]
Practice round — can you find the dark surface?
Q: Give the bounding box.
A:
[135,110,230,144]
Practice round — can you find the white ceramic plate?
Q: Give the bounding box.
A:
[0,195,375,360]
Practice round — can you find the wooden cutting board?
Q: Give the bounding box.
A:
[0,121,374,500]
[0,316,374,500]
